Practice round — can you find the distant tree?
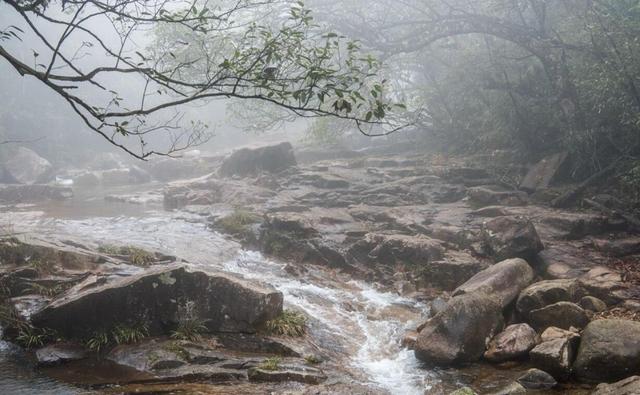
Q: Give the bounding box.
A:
[0,0,405,159]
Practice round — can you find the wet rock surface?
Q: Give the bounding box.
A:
[2,143,640,394]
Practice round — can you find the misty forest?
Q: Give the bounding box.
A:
[0,0,640,394]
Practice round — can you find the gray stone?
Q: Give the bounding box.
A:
[1,147,53,184]
[519,152,568,193]
[219,142,296,177]
[414,293,504,366]
[579,296,607,312]
[530,337,576,381]
[592,376,640,395]
[467,187,528,207]
[574,319,640,382]
[453,258,534,308]
[481,216,543,261]
[516,279,581,318]
[484,323,539,362]
[578,267,628,305]
[486,382,526,395]
[31,265,283,338]
[517,368,557,390]
[36,342,87,366]
[528,301,590,331]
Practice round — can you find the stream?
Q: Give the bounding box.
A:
[0,193,440,394]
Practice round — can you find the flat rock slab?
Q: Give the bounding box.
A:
[519,152,567,193]
[248,365,327,384]
[31,265,283,338]
[36,342,87,366]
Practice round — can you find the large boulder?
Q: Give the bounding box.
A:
[481,216,544,261]
[35,342,87,366]
[516,279,581,318]
[528,301,590,331]
[453,258,534,308]
[349,233,444,266]
[421,251,488,291]
[574,319,640,382]
[578,267,629,305]
[592,376,640,395]
[31,265,283,338]
[219,142,296,177]
[0,146,53,184]
[484,323,539,362]
[414,293,504,366]
[519,152,568,193]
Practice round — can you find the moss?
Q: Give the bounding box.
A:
[264,309,306,337]
[304,354,322,365]
[217,209,260,235]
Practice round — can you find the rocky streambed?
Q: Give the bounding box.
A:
[0,142,639,394]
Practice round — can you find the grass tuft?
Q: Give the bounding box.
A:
[217,209,260,234]
[264,309,306,337]
[259,356,281,371]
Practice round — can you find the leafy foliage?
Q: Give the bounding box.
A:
[217,209,260,234]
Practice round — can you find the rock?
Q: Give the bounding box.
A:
[540,212,625,240]
[35,342,87,366]
[467,187,528,207]
[593,237,640,257]
[420,251,488,291]
[88,152,126,170]
[414,293,504,366]
[578,267,628,305]
[0,147,53,184]
[528,301,590,331]
[219,142,296,177]
[574,319,640,382]
[144,157,208,181]
[484,324,539,362]
[470,206,511,218]
[0,184,73,204]
[453,258,534,308]
[31,265,283,338]
[516,279,581,318]
[592,376,640,395]
[402,331,418,350]
[516,368,557,390]
[248,364,327,384]
[73,171,100,187]
[579,296,607,312]
[529,337,577,380]
[481,216,543,261]
[540,327,580,343]
[448,387,477,395]
[486,382,526,395]
[350,233,444,266]
[519,152,568,193]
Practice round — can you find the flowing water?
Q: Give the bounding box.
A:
[0,194,440,394]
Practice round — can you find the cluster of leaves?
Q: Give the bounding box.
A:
[264,309,306,337]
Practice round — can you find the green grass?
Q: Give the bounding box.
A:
[258,356,281,371]
[171,301,207,341]
[16,326,54,349]
[217,209,260,234]
[85,330,110,352]
[26,283,67,298]
[98,244,155,266]
[112,323,149,345]
[163,341,189,360]
[264,309,307,337]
